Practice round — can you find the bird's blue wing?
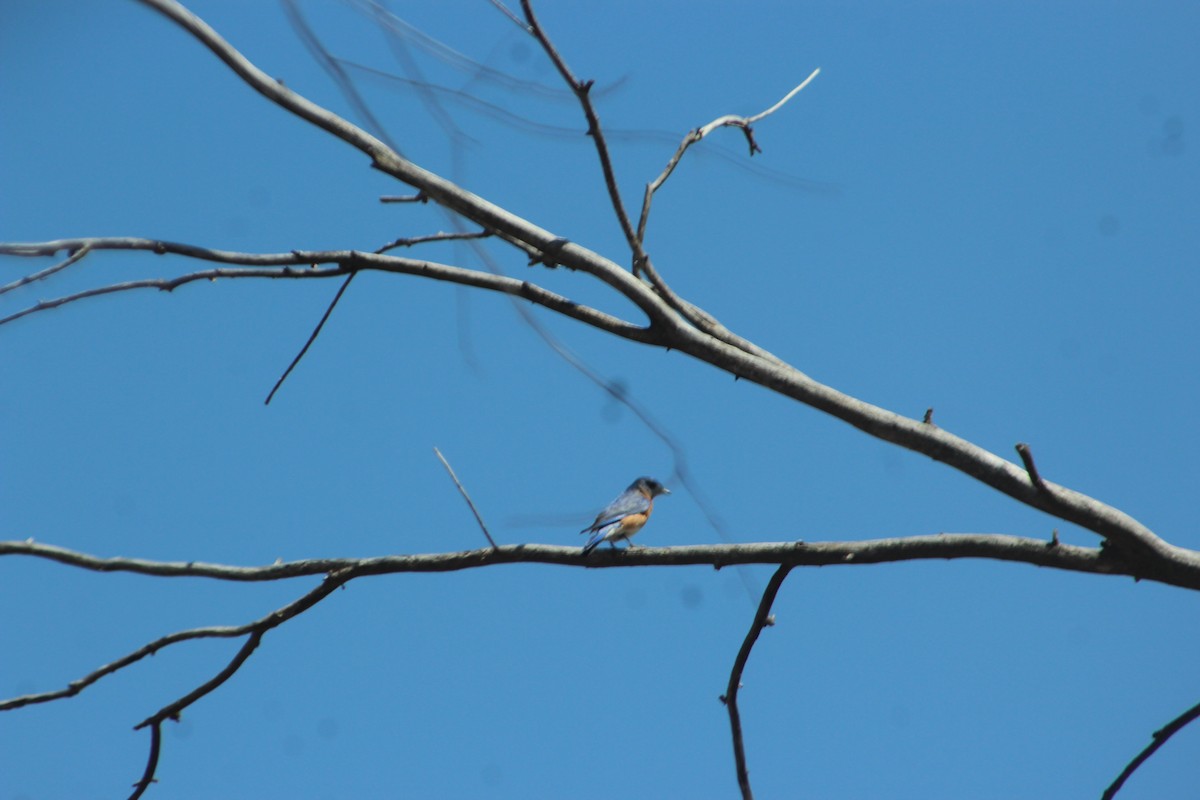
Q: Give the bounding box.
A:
[583,488,651,532]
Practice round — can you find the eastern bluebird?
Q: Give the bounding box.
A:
[581,477,670,555]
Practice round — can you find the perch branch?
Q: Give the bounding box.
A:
[3,534,1179,726]
[1,534,1192,588]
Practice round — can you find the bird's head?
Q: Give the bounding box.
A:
[632,477,670,498]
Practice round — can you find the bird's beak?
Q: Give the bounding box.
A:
[661,487,671,495]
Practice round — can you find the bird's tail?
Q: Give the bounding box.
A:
[581,533,603,555]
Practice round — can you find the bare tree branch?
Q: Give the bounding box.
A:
[0,534,1189,587]
[124,571,351,791]
[0,531,1171,754]
[0,2,1188,587]
[2,568,350,714]
[434,447,498,549]
[262,224,488,409]
[722,564,793,800]
[1,4,1190,796]
[636,69,821,245]
[127,721,160,800]
[513,1,808,367]
[1103,698,1200,800]
[2,0,1192,627]
[519,0,641,262]
[379,192,428,203]
[376,230,490,255]
[0,243,90,296]
[264,270,357,405]
[0,239,651,341]
[129,0,677,331]
[1,620,260,712]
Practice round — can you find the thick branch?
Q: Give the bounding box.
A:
[664,330,1197,577]
[2,534,1193,587]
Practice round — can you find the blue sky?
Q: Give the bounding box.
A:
[2,1,1198,798]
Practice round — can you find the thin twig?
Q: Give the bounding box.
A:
[0,244,91,296]
[265,273,356,405]
[348,0,575,99]
[126,721,161,800]
[136,630,265,730]
[628,69,818,354]
[722,564,794,800]
[742,70,822,125]
[376,230,491,255]
[1103,698,1200,800]
[1,620,265,711]
[283,0,400,152]
[2,569,351,715]
[300,219,489,418]
[134,571,350,734]
[485,0,530,33]
[121,571,350,794]
[636,69,820,245]
[0,241,651,342]
[434,447,498,549]
[519,0,642,261]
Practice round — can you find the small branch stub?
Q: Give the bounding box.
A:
[1015,442,1047,493]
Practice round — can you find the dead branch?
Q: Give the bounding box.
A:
[1103,697,1200,799]
[434,447,499,549]
[0,239,649,341]
[0,534,1188,588]
[0,0,1191,588]
[722,564,794,800]
[636,70,820,244]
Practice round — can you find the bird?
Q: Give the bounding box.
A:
[581,477,670,555]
